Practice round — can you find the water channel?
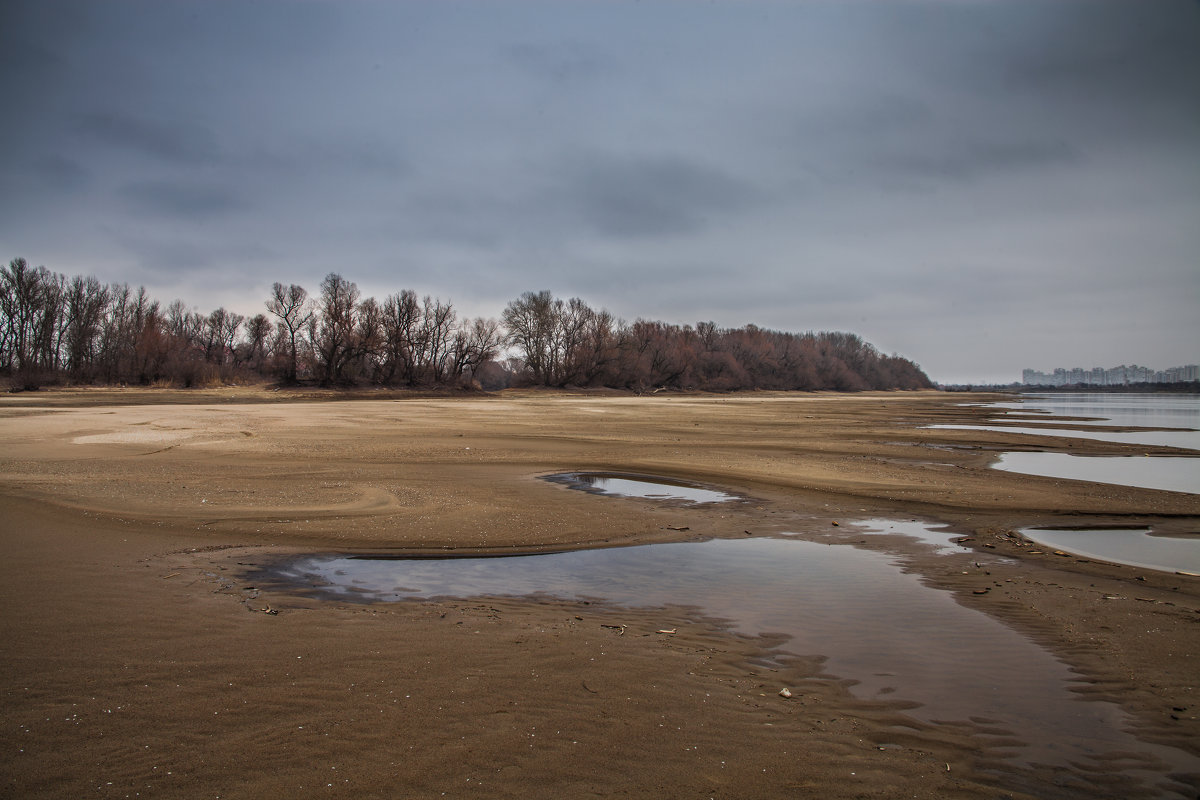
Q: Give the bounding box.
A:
[935,393,1200,572]
[936,393,1200,495]
[264,503,1200,797]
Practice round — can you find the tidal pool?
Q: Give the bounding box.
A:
[266,534,1199,795]
[542,472,740,503]
[1023,527,1200,574]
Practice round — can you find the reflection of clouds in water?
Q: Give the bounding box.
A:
[271,534,1200,787]
[580,476,737,504]
[942,395,1200,492]
[1022,528,1200,574]
[1009,394,1200,429]
[848,518,968,555]
[545,473,740,504]
[937,394,1200,450]
[994,452,1200,495]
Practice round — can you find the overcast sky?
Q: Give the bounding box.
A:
[2,1,1197,384]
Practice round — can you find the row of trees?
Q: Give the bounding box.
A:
[501,290,931,391]
[1,258,932,391]
[0,259,501,389]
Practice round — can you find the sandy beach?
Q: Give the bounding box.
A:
[1,388,1197,799]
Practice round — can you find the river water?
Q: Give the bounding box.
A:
[937,393,1200,572]
[936,393,1200,494]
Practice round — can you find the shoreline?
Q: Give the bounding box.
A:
[2,388,1197,798]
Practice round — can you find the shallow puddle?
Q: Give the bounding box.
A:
[1023,527,1200,574]
[264,533,1199,794]
[542,472,740,503]
[845,518,972,555]
[993,452,1200,495]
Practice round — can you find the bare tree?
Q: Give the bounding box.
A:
[220,310,244,365]
[242,313,272,371]
[447,317,502,385]
[266,282,313,382]
[417,296,456,383]
[63,276,110,378]
[380,289,421,384]
[314,273,360,385]
[203,308,229,364]
[502,290,555,385]
[351,296,384,382]
[0,258,44,374]
[501,291,608,386]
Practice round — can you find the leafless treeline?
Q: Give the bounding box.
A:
[0,259,500,390]
[1,258,931,391]
[501,290,931,391]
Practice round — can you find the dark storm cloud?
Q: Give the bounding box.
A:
[118,181,244,218]
[0,15,69,155]
[913,0,1200,145]
[0,29,65,92]
[75,111,220,165]
[32,155,91,191]
[996,1,1200,99]
[562,153,766,238]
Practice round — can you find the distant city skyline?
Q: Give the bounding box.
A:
[1022,363,1199,387]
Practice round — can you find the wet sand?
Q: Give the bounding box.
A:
[1,387,1197,798]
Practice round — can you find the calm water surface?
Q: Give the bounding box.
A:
[993,393,1200,433]
[1022,528,1200,574]
[542,472,740,503]
[940,394,1200,494]
[993,451,1200,495]
[268,530,1200,794]
[937,393,1200,450]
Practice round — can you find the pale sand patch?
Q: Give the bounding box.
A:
[72,428,199,445]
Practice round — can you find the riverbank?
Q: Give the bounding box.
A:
[1,389,1197,798]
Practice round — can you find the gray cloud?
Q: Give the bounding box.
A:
[236,140,409,187]
[75,111,220,165]
[33,155,91,191]
[560,153,766,238]
[997,2,1200,97]
[116,235,276,280]
[503,42,611,83]
[868,139,1079,185]
[118,181,244,218]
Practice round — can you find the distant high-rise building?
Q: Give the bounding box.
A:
[1021,363,1198,386]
